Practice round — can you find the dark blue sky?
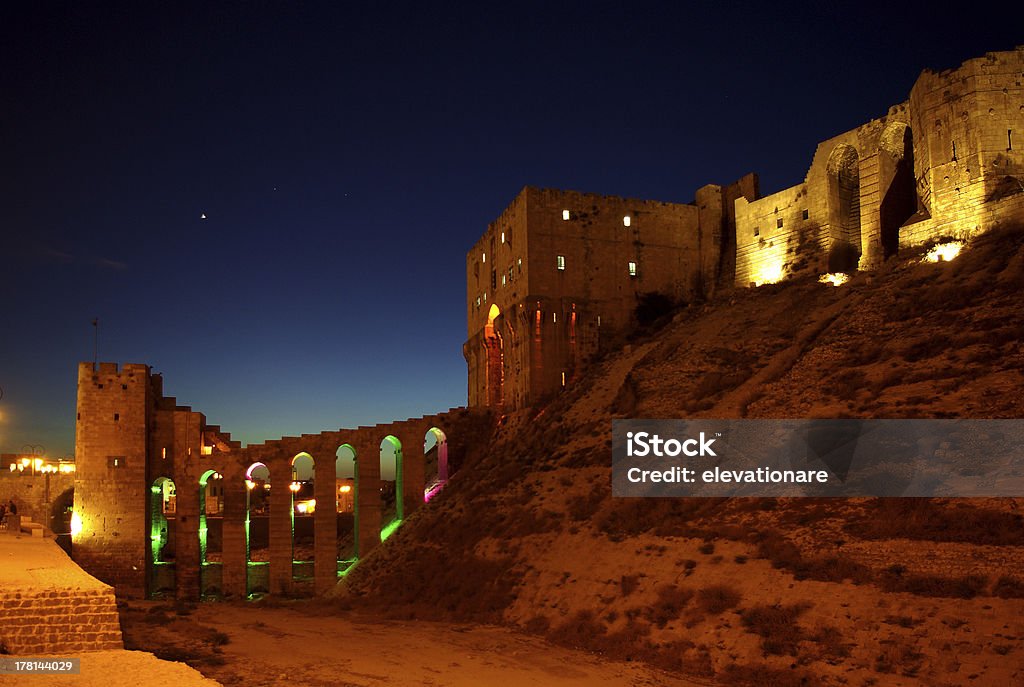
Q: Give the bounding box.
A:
[0,2,1016,456]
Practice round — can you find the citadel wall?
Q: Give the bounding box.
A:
[736,47,1024,286]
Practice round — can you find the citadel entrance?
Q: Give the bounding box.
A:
[484,304,504,407]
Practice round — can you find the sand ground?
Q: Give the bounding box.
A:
[183,601,706,687]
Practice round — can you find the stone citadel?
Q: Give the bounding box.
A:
[65,47,1023,600]
[464,46,1024,411]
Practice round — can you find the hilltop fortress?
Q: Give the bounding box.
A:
[464,47,1024,411]
[67,48,1022,601]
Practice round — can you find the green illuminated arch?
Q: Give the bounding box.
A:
[335,444,358,574]
[379,435,403,541]
[291,453,315,578]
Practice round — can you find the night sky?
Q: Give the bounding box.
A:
[1,2,1016,456]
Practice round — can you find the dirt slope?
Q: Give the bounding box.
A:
[342,228,1024,686]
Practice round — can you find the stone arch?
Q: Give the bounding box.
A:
[199,469,224,597]
[878,122,919,259]
[423,427,449,502]
[148,476,176,597]
[379,435,404,541]
[826,144,862,271]
[291,453,315,580]
[335,444,358,571]
[245,462,271,595]
[51,486,74,555]
[484,304,504,407]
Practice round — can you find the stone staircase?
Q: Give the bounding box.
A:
[0,536,124,654]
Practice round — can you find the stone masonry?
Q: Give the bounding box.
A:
[73,362,492,599]
[465,47,1024,411]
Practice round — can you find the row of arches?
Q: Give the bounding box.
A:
[147,427,450,597]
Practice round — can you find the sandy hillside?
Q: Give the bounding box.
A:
[341,228,1024,686]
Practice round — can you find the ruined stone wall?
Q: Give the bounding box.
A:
[735,106,916,286]
[72,362,153,596]
[735,47,1024,287]
[0,473,74,530]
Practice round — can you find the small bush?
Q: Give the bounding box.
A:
[697,585,742,614]
[740,603,811,656]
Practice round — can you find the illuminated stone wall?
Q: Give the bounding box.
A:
[74,361,492,599]
[736,46,1024,287]
[73,362,154,596]
[465,181,756,410]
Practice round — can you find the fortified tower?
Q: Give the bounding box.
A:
[74,362,209,597]
[73,362,157,595]
[464,180,756,411]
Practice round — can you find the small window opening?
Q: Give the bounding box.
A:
[623,215,631,227]
[561,371,566,387]
[113,413,119,421]
[556,255,565,271]
[482,252,486,263]
[628,261,637,277]
[562,209,570,220]
[753,227,759,237]
[1009,129,1014,151]
[501,231,505,243]
[553,312,557,323]
[777,218,784,228]
[802,209,809,220]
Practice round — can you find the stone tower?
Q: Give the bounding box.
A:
[73,362,156,596]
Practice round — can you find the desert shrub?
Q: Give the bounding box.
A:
[846,499,1024,546]
[874,639,924,675]
[809,625,851,660]
[696,584,742,614]
[740,603,811,655]
[644,585,694,628]
[755,531,871,584]
[879,569,986,599]
[620,574,641,597]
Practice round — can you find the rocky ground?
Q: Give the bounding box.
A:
[335,227,1024,686]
